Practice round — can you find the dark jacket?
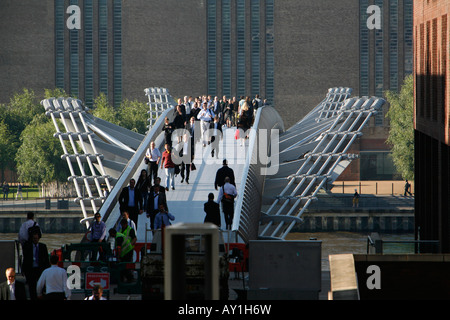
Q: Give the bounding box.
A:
[173,112,186,129]
[204,200,221,227]
[0,280,27,300]
[214,165,235,189]
[22,242,50,276]
[118,187,143,211]
[147,190,168,213]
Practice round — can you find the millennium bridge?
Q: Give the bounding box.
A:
[42,88,385,245]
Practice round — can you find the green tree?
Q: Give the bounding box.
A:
[385,74,414,180]
[0,120,17,182]
[15,113,70,185]
[4,89,44,139]
[44,88,68,100]
[91,93,119,125]
[117,99,149,134]
[0,89,43,181]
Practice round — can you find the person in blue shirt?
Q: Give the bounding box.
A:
[90,212,106,242]
[154,204,175,229]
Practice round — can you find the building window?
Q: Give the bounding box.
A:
[207,0,217,96]
[236,0,246,97]
[374,0,384,126]
[251,0,260,97]
[99,0,108,96]
[360,151,398,180]
[222,0,232,98]
[265,0,274,103]
[55,0,65,90]
[113,0,122,107]
[359,0,369,97]
[69,0,79,98]
[84,0,94,107]
[389,0,398,92]
[404,0,413,75]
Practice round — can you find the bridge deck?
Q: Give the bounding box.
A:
[136,127,247,243]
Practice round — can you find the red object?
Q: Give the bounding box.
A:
[228,243,248,272]
[133,243,152,262]
[85,272,110,290]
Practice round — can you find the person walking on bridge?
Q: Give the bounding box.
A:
[217,177,237,230]
[118,179,143,228]
[161,143,176,191]
[214,159,235,190]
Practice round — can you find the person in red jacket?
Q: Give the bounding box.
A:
[160,143,176,191]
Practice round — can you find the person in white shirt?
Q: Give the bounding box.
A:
[197,102,215,147]
[85,285,107,300]
[217,177,238,230]
[145,141,162,186]
[36,255,71,300]
[18,212,41,247]
[115,210,137,232]
[184,96,192,121]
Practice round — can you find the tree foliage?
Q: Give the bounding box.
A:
[0,120,17,181]
[91,94,148,134]
[2,87,149,187]
[15,113,70,185]
[117,99,149,134]
[385,74,414,180]
[91,93,119,125]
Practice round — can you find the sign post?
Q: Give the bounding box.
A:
[85,272,110,290]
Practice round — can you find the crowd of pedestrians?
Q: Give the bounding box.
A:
[110,94,263,238]
[0,212,73,300]
[0,94,263,300]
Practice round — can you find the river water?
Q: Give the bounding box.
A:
[0,231,414,271]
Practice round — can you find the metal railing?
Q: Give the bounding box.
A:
[367,233,440,254]
[231,106,285,243]
[258,89,386,241]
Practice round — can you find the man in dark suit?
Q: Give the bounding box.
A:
[147,184,168,230]
[22,232,50,300]
[0,268,27,300]
[214,159,235,190]
[210,116,223,158]
[118,178,143,227]
[204,193,221,228]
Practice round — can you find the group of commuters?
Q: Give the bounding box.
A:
[117,93,262,236]
[162,94,266,152]
[205,159,238,230]
[0,212,72,300]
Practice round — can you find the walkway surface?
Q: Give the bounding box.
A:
[135,128,248,243]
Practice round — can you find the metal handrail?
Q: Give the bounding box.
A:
[231,106,284,243]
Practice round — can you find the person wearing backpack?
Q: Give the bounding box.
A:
[217,177,237,230]
[18,212,42,247]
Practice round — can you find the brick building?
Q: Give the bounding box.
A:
[0,0,413,180]
[414,0,450,252]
